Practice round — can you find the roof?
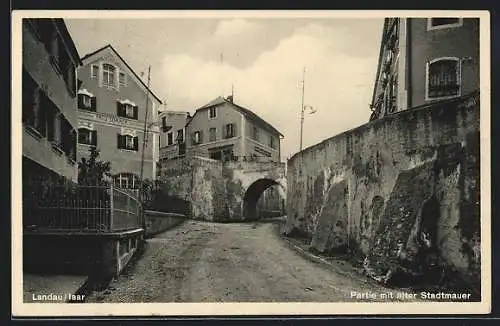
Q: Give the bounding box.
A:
[188,96,283,137]
[80,44,163,104]
[54,19,82,66]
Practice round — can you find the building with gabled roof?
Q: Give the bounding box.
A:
[369,17,479,121]
[185,95,283,163]
[77,44,163,187]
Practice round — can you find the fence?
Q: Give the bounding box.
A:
[23,182,143,233]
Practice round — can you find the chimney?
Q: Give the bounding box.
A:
[226,95,234,103]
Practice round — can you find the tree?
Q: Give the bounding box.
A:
[78,147,112,185]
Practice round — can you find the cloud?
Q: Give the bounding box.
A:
[160,21,380,160]
[213,18,263,39]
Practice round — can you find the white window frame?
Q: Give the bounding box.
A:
[78,126,94,146]
[102,63,116,88]
[194,131,201,144]
[208,107,217,119]
[425,57,461,101]
[124,103,135,118]
[91,64,99,79]
[82,94,92,108]
[167,131,174,146]
[119,71,127,87]
[427,18,463,31]
[209,127,217,142]
[125,135,135,150]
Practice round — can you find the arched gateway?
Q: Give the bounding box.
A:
[242,177,286,220]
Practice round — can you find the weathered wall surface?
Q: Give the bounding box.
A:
[158,157,286,222]
[285,93,480,292]
[144,210,186,237]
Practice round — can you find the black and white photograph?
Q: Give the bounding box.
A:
[12,10,490,316]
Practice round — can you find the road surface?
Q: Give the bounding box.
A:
[86,219,414,303]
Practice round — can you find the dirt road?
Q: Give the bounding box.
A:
[86,219,415,303]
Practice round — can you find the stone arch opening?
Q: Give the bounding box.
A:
[242,178,284,221]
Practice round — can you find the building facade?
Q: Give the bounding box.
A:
[77,44,162,188]
[158,110,190,164]
[370,17,480,121]
[186,96,283,162]
[22,18,82,184]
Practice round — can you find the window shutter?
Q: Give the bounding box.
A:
[77,94,84,109]
[232,123,236,137]
[199,130,204,143]
[116,101,123,116]
[117,134,123,149]
[133,136,139,150]
[91,96,97,111]
[133,105,139,119]
[91,130,98,146]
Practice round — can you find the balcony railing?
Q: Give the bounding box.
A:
[23,182,143,233]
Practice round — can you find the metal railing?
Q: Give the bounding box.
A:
[23,182,143,233]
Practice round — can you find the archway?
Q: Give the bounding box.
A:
[242,178,284,221]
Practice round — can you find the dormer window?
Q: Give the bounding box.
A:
[102,63,116,88]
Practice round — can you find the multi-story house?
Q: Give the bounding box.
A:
[186,96,283,162]
[76,44,162,188]
[22,18,81,185]
[370,17,479,121]
[158,110,190,164]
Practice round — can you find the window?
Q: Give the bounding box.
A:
[114,173,139,189]
[119,72,127,87]
[117,101,138,119]
[269,136,276,149]
[252,126,259,141]
[177,129,184,143]
[102,63,116,88]
[78,93,96,111]
[117,134,139,151]
[428,18,462,30]
[209,107,217,119]
[426,58,461,100]
[167,132,174,146]
[192,131,202,145]
[209,127,217,142]
[91,65,99,79]
[22,70,42,134]
[78,128,97,146]
[124,104,134,118]
[224,123,235,139]
[61,118,76,162]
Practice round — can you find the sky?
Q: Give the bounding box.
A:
[65,16,384,161]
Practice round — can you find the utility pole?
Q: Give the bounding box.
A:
[300,67,306,151]
[299,67,316,152]
[139,65,151,203]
